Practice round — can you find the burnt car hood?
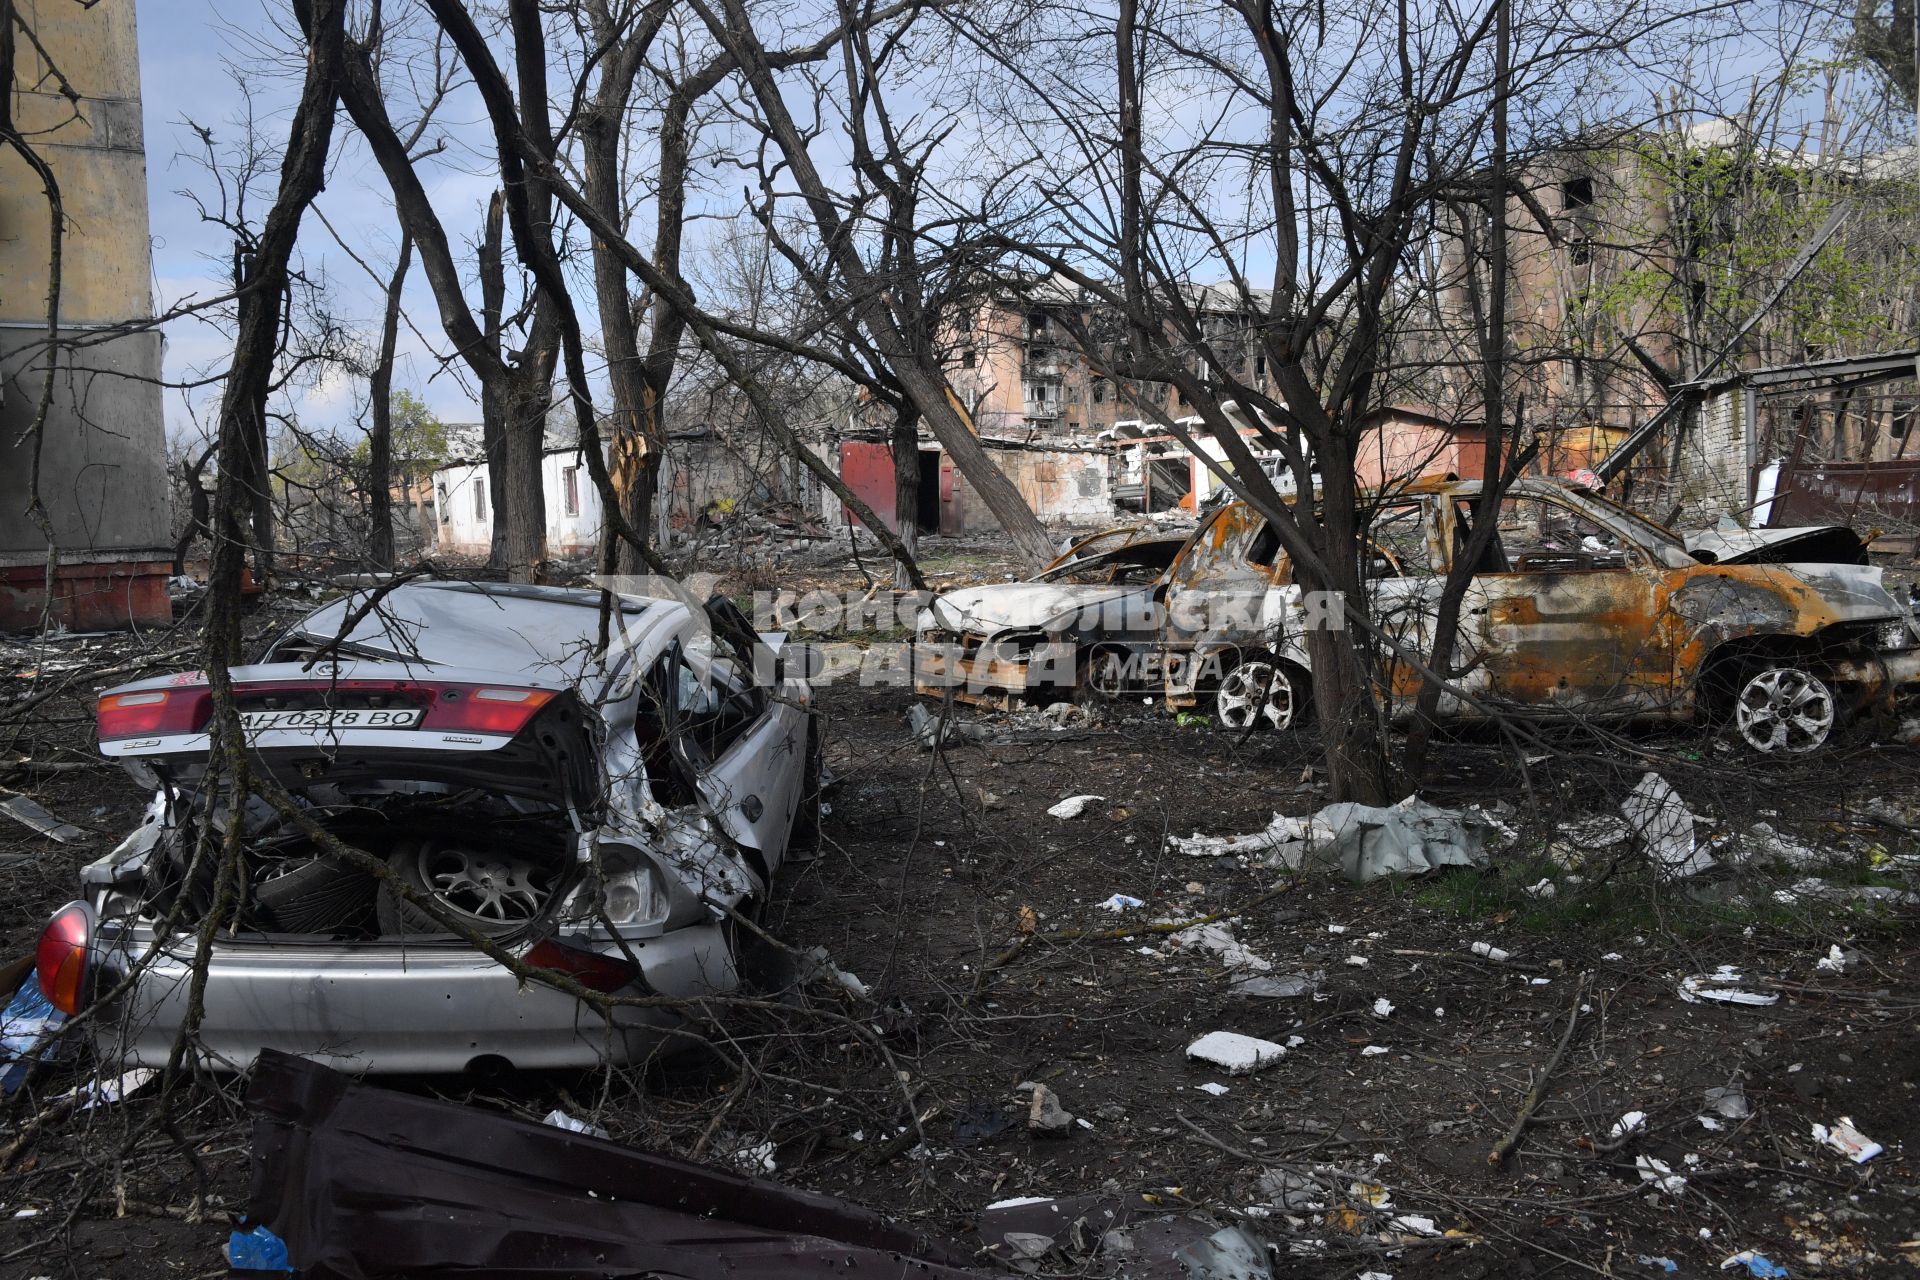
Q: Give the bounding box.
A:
[1685,525,1868,566]
[922,582,1154,635]
[98,661,600,806]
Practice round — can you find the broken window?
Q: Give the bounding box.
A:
[1369,504,1438,578]
[562,466,581,517]
[1482,495,1629,573]
[473,479,487,521]
[1570,236,1593,267]
[961,349,977,369]
[1561,175,1593,209]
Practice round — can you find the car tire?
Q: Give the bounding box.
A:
[1214,658,1308,731]
[376,838,559,938]
[1731,664,1837,754]
[791,718,823,845]
[253,854,375,934]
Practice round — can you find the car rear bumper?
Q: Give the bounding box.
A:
[90,922,738,1074]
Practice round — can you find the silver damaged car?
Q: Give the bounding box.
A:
[34,582,817,1074]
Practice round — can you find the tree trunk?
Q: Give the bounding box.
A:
[205,0,344,659]
[892,408,921,589]
[500,373,549,583]
[1302,459,1393,806]
[366,234,412,572]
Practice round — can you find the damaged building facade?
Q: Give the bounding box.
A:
[0,0,172,630]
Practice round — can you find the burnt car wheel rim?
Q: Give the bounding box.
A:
[1216,662,1295,730]
[1734,667,1835,754]
[421,846,553,924]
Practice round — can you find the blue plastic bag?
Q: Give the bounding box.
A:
[226,1224,293,1273]
[0,972,67,1094]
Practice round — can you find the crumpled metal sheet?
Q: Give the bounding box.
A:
[242,1049,988,1279]
[1309,797,1490,882]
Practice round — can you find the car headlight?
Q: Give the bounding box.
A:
[601,858,669,927]
[1877,618,1918,652]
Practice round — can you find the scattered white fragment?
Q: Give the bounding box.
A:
[802,946,872,998]
[1636,1155,1687,1194]
[1388,1214,1441,1237]
[1699,1116,1724,1132]
[1360,1045,1390,1057]
[1286,1035,1305,1049]
[1372,997,1394,1019]
[1814,944,1854,974]
[1812,1117,1883,1163]
[1623,772,1714,878]
[542,1108,611,1139]
[1196,1082,1231,1096]
[1610,1111,1648,1140]
[731,1140,777,1175]
[11,1208,38,1218]
[1326,924,1349,934]
[1169,921,1273,972]
[1470,942,1510,962]
[1186,1031,1287,1075]
[985,1196,1053,1210]
[1346,954,1370,968]
[1097,893,1145,912]
[1678,966,1778,1007]
[1529,977,1552,986]
[1047,794,1104,819]
[1601,952,1624,962]
[1357,1272,1395,1280]
[1524,878,1556,899]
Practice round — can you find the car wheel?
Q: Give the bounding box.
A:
[1215,660,1304,731]
[377,838,559,937]
[254,855,375,934]
[1732,665,1836,754]
[1082,645,1132,699]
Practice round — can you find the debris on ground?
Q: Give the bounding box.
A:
[1677,965,1778,1006]
[0,791,83,842]
[1046,794,1104,819]
[801,946,872,999]
[1228,971,1321,998]
[542,1108,610,1139]
[1811,1116,1884,1163]
[1167,921,1272,971]
[0,972,68,1093]
[239,1050,988,1277]
[1635,1154,1688,1194]
[1721,1249,1790,1278]
[1096,893,1145,912]
[1470,942,1511,962]
[1622,772,1713,878]
[1024,1083,1075,1136]
[1166,796,1491,881]
[1185,1031,1286,1074]
[1814,943,1858,973]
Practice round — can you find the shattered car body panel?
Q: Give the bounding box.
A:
[65,581,813,1073]
[243,1049,990,1279]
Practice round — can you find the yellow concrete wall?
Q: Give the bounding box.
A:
[3,0,154,327]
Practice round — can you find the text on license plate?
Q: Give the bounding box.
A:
[238,708,425,731]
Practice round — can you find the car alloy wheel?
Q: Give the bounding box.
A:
[1733,666,1835,754]
[1215,660,1298,731]
[378,839,558,936]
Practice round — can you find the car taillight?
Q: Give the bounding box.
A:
[525,939,638,994]
[431,687,557,736]
[98,687,213,742]
[36,901,95,1015]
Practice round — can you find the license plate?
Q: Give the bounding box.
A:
[239,707,425,732]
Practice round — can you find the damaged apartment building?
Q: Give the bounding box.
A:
[835,278,1290,534]
[1421,117,1920,530]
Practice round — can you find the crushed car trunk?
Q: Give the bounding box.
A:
[94,663,601,943]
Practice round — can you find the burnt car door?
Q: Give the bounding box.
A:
[1459,490,1673,716]
[1159,504,1289,699]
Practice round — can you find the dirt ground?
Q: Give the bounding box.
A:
[1,568,1918,1278]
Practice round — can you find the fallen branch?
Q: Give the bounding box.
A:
[1487,971,1591,1169]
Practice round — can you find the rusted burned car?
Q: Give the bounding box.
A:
[916,477,1920,752]
[35,582,816,1073]
[913,527,1188,706]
